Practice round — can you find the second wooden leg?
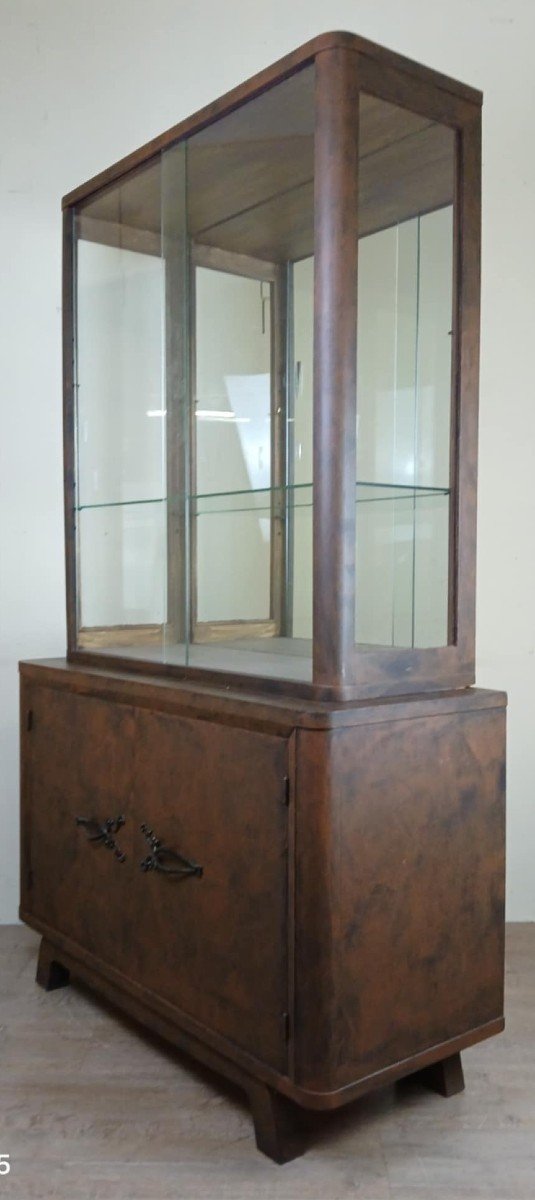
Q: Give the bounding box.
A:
[419,1051,465,1098]
[248,1080,305,1164]
[36,938,70,992]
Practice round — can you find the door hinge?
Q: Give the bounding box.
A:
[283,776,290,806]
[26,709,33,732]
[282,1011,291,1042]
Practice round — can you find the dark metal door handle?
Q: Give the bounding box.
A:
[139,823,203,878]
[75,815,126,862]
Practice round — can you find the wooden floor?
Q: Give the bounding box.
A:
[1,925,533,1199]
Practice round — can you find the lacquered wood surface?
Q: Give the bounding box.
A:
[20,658,506,733]
[21,680,291,1073]
[62,207,77,656]
[312,47,359,685]
[127,707,290,1072]
[76,93,453,262]
[21,684,136,968]
[21,665,505,1089]
[295,707,506,1093]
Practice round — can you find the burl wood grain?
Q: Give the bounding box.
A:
[295,704,506,1092]
[20,661,506,1157]
[127,708,290,1072]
[21,683,137,974]
[22,680,291,1074]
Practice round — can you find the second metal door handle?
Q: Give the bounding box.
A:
[139,823,203,878]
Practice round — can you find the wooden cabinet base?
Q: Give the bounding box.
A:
[33,934,471,1163]
[20,660,506,1163]
[33,931,307,1163]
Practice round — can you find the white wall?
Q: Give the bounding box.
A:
[1,0,534,921]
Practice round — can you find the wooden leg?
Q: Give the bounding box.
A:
[36,938,70,992]
[247,1081,305,1164]
[419,1052,465,1098]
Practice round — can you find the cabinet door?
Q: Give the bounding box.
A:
[21,684,136,972]
[129,709,290,1072]
[295,707,506,1092]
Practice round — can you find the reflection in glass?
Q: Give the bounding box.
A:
[75,159,167,655]
[74,67,315,680]
[185,65,315,676]
[356,96,455,649]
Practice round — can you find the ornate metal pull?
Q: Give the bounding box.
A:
[139,823,203,879]
[75,815,126,862]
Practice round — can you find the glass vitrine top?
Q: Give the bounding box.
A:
[67,39,478,697]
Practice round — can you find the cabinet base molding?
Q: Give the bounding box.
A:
[31,931,500,1163]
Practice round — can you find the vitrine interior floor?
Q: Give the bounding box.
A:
[94,636,314,680]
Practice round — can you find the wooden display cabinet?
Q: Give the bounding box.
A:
[20,31,506,1164]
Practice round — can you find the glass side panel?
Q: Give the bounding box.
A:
[356,95,455,649]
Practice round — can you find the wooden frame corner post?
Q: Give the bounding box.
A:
[312,47,359,689]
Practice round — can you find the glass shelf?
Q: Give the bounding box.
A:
[75,481,450,514]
